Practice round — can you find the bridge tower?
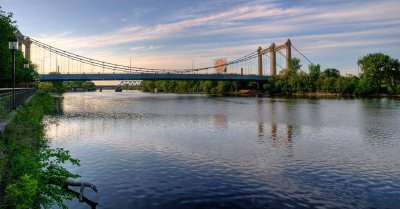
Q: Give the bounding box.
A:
[257,46,264,90]
[257,47,262,76]
[270,43,276,76]
[285,39,292,71]
[266,39,291,76]
[15,30,32,61]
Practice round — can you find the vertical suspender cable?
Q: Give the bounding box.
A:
[49,47,52,73]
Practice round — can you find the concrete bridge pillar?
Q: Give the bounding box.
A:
[18,41,23,51]
[25,38,32,61]
[286,39,291,71]
[257,47,262,76]
[14,30,33,61]
[270,43,276,76]
[16,36,32,61]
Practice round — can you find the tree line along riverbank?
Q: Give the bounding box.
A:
[38,54,399,96]
[0,92,80,208]
[141,55,400,96]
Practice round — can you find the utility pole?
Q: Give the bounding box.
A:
[9,38,18,110]
[24,64,29,88]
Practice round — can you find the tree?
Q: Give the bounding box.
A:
[0,7,37,88]
[65,81,84,88]
[336,75,359,94]
[0,7,17,86]
[288,58,301,76]
[82,81,95,88]
[296,71,309,93]
[357,53,400,95]
[355,76,375,95]
[322,68,340,78]
[383,58,400,94]
[47,72,67,92]
[38,82,54,92]
[319,76,336,93]
[308,64,321,92]
[287,58,302,93]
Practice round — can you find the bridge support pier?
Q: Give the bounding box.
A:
[257,81,264,91]
[285,39,291,71]
[25,41,31,61]
[16,30,32,61]
[257,47,262,76]
[270,43,276,76]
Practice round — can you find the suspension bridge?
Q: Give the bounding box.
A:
[15,31,312,84]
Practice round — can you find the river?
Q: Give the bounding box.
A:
[47,91,400,209]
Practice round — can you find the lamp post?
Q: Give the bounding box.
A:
[32,76,37,89]
[31,72,35,89]
[9,38,18,110]
[24,63,29,88]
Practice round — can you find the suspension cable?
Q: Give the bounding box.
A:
[292,44,313,65]
[30,38,260,74]
[264,53,285,70]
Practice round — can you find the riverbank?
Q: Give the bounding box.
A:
[140,89,400,98]
[0,92,80,208]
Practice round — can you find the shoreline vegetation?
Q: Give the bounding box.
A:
[1,9,83,208]
[0,92,80,209]
[37,52,400,98]
[139,54,400,97]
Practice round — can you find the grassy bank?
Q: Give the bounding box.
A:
[0,92,79,209]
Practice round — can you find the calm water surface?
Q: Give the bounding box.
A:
[47,91,400,209]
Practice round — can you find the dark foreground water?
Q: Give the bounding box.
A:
[47,91,400,209]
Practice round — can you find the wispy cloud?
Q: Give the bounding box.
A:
[129,45,163,52]
[31,0,400,74]
[36,3,310,49]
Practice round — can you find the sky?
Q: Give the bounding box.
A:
[2,0,400,75]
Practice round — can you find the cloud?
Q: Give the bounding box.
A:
[31,0,400,74]
[129,45,163,52]
[35,3,311,50]
[129,46,146,51]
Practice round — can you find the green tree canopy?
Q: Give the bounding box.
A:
[308,64,321,91]
[82,81,96,88]
[322,68,340,78]
[357,53,400,95]
[0,7,38,87]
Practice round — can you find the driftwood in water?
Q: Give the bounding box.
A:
[49,178,98,207]
[64,186,98,209]
[64,179,98,201]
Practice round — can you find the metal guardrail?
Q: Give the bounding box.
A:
[0,88,35,118]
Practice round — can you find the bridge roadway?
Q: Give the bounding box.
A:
[39,73,270,82]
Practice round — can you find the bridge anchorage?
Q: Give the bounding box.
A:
[16,31,312,86]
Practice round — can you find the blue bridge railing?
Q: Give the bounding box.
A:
[39,73,270,82]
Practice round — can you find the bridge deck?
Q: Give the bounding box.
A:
[39,74,269,82]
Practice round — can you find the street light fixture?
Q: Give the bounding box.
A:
[9,38,18,110]
[24,63,29,88]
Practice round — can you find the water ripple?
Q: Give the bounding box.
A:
[48,92,400,209]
